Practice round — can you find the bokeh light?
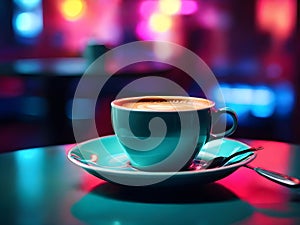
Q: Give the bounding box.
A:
[149,13,172,33]
[180,0,198,15]
[60,0,86,21]
[14,11,43,38]
[159,0,181,15]
[139,0,158,18]
[212,83,290,119]
[256,0,296,40]
[14,0,41,10]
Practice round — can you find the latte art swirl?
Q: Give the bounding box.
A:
[121,98,212,111]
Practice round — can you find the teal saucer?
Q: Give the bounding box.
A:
[67,135,256,187]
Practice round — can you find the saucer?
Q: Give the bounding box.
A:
[67,135,256,187]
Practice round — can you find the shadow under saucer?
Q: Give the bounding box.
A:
[71,183,254,225]
[90,182,239,204]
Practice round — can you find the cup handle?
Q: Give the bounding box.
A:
[210,107,238,139]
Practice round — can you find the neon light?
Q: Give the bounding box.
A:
[256,0,297,39]
[139,0,197,17]
[214,82,295,120]
[180,0,198,15]
[228,85,254,105]
[220,84,252,117]
[253,86,275,106]
[215,84,279,119]
[275,83,295,117]
[61,0,86,21]
[136,21,154,40]
[14,11,43,38]
[251,86,275,118]
[199,8,219,29]
[149,13,172,33]
[139,0,158,18]
[14,0,41,9]
[159,0,181,15]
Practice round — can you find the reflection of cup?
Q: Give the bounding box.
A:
[111,96,238,172]
[71,183,254,225]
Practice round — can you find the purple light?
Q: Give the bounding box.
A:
[198,8,231,29]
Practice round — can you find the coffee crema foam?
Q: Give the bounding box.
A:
[121,99,211,111]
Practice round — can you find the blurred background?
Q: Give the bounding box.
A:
[0,0,299,152]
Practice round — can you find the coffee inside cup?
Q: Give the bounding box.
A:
[114,96,214,112]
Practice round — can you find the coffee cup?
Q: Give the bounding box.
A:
[111,96,238,172]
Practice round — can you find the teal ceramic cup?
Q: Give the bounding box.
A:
[111,96,238,172]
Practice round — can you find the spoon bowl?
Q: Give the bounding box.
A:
[189,146,263,170]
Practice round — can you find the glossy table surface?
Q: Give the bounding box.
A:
[0,139,300,225]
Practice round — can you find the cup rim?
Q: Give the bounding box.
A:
[111,96,215,112]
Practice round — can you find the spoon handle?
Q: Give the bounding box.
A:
[245,165,300,188]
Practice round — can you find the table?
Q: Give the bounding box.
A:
[0,139,300,225]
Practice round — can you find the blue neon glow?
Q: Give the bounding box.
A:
[251,86,275,118]
[218,84,252,118]
[227,84,253,105]
[14,0,41,10]
[14,148,45,198]
[214,83,283,119]
[212,82,295,121]
[13,10,43,38]
[274,83,295,117]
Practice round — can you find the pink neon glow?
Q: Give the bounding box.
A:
[52,0,122,51]
[136,21,155,40]
[219,140,292,203]
[256,0,296,40]
[139,0,158,18]
[199,8,219,28]
[180,0,198,15]
[140,0,198,17]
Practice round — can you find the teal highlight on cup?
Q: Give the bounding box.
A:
[111,96,238,172]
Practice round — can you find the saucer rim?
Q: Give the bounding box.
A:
[67,135,256,176]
